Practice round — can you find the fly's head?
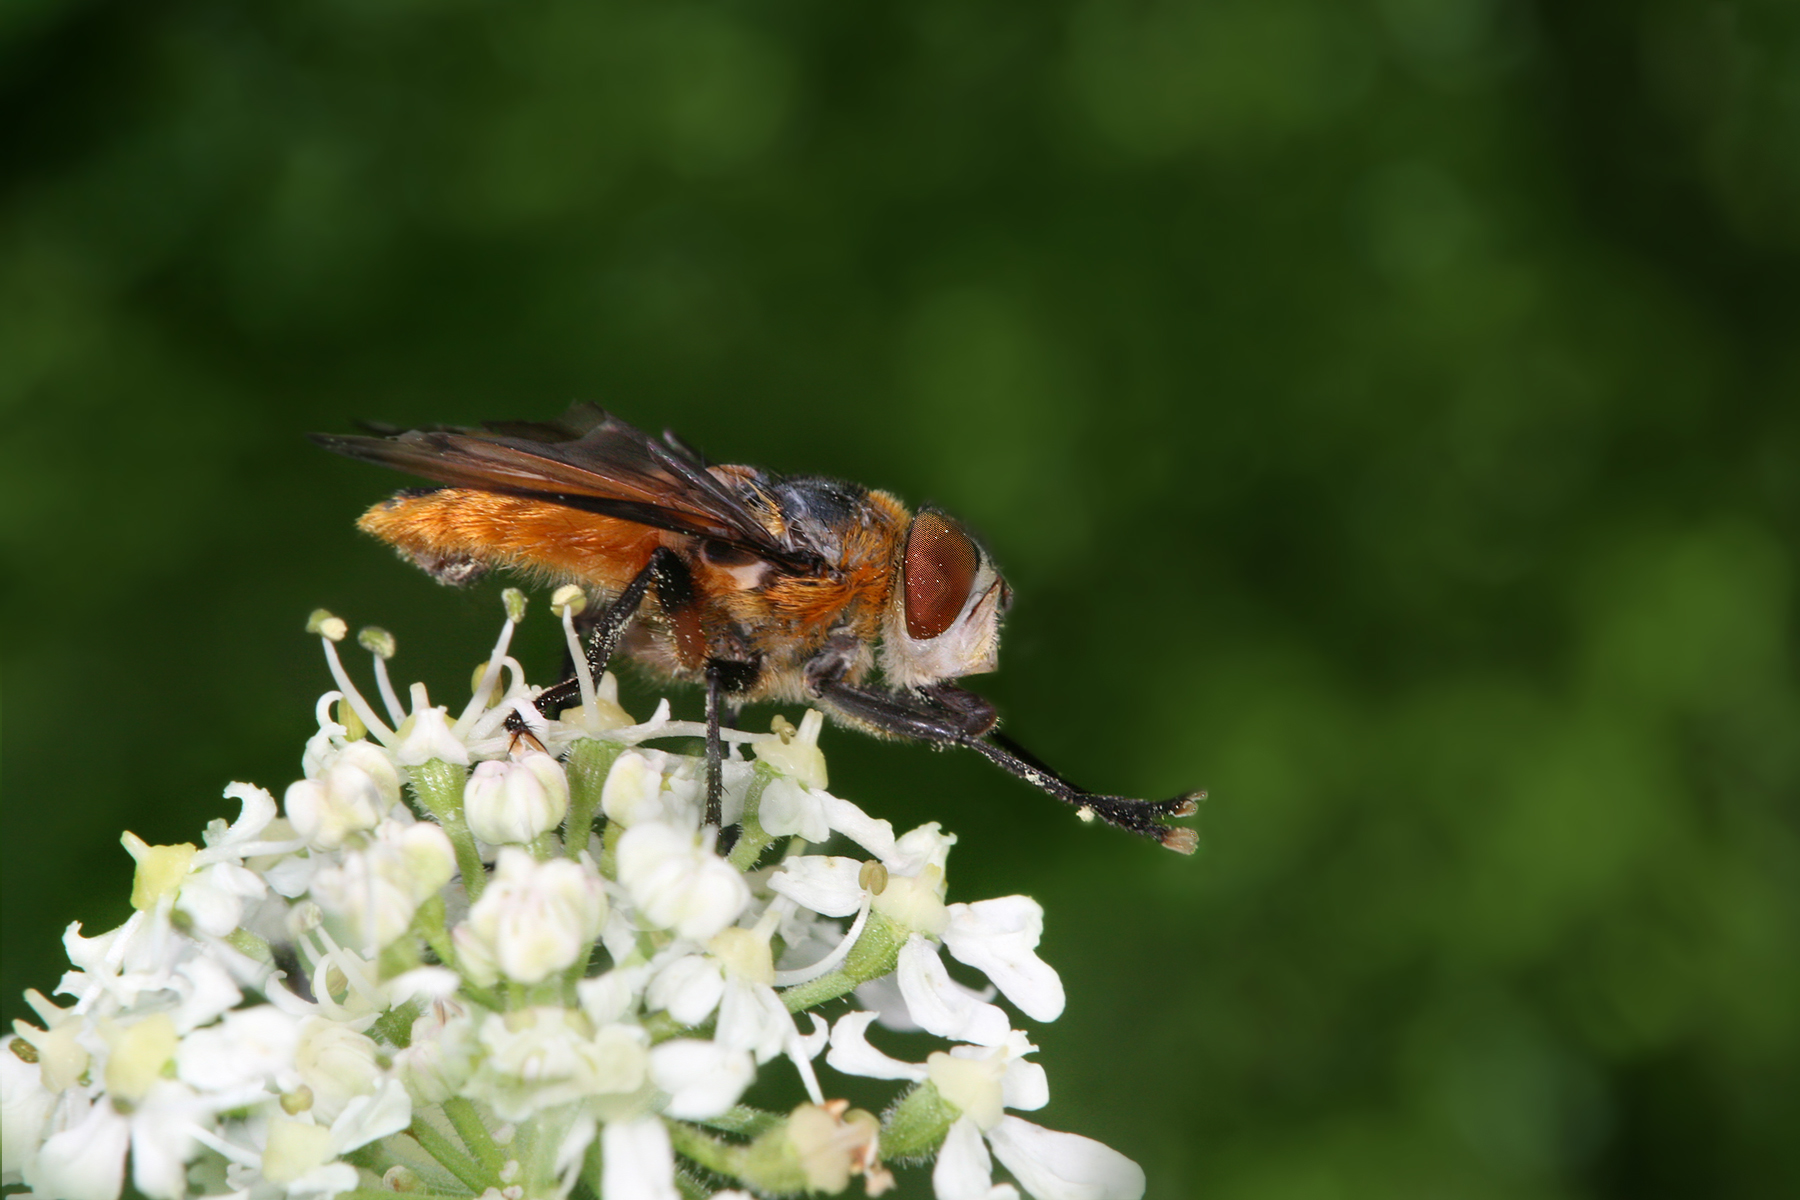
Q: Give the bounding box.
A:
[880,509,1012,691]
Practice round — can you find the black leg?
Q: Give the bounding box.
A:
[508,549,680,730]
[815,679,1200,852]
[704,664,726,831]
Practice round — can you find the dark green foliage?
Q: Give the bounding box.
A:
[3,0,1797,1195]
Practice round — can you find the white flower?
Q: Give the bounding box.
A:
[454,848,607,985]
[649,1039,755,1119]
[616,821,749,941]
[391,1001,479,1106]
[463,753,570,845]
[293,1016,382,1124]
[284,741,401,850]
[7,604,1153,1200]
[310,819,454,951]
[177,1004,301,1092]
[602,1116,680,1200]
[471,1007,647,1121]
[983,1117,1145,1200]
[1,1037,55,1183]
[827,1016,1136,1200]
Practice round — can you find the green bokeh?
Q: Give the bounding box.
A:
[4,0,1798,1196]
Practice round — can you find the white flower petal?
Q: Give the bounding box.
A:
[2,1037,55,1180]
[768,856,866,918]
[756,778,832,843]
[933,1115,1019,1200]
[127,1084,202,1199]
[896,936,1011,1047]
[27,1093,128,1200]
[647,955,725,1028]
[178,1005,300,1091]
[818,793,895,859]
[986,1117,1145,1200]
[825,1012,927,1082]
[714,978,790,1064]
[602,1116,679,1200]
[650,1040,754,1119]
[329,1078,412,1155]
[943,898,1064,1023]
[1000,1059,1049,1113]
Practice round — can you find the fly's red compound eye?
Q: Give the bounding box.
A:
[903,511,979,640]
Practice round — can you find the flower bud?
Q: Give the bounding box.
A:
[474,1008,647,1121]
[464,754,570,845]
[285,743,400,850]
[293,1017,381,1124]
[394,1009,478,1105]
[454,849,606,985]
[617,822,749,942]
[392,700,469,767]
[311,821,455,950]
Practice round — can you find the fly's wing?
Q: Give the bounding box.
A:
[313,405,821,571]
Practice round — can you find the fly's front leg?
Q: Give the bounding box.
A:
[704,658,760,846]
[815,679,1201,853]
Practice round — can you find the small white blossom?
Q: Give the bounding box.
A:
[311,818,455,951]
[284,741,401,850]
[464,753,570,845]
[649,1038,755,1119]
[455,848,607,985]
[616,821,749,941]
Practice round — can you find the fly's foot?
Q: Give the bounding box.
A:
[1075,790,1204,854]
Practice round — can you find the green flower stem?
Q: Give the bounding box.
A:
[339,1191,475,1200]
[879,1082,960,1161]
[414,894,461,974]
[697,1105,785,1138]
[726,763,780,871]
[528,832,558,860]
[666,1121,749,1179]
[600,818,624,880]
[779,911,907,1013]
[406,1120,490,1193]
[409,759,486,901]
[443,1096,507,1178]
[563,738,622,859]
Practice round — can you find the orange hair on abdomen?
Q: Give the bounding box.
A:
[357,488,664,592]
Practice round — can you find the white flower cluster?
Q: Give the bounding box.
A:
[4,592,1147,1200]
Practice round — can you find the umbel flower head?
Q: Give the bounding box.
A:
[4,591,1147,1200]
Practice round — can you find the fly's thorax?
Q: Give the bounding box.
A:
[878,509,1009,691]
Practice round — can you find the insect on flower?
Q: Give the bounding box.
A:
[313,405,1200,852]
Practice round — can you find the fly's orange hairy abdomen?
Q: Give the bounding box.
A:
[358,488,664,591]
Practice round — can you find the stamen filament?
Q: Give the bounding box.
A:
[319,636,396,743]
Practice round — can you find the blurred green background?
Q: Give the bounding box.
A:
[4,0,1799,1195]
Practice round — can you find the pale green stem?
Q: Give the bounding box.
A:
[563,738,622,859]
[409,759,486,901]
[779,911,906,1012]
[726,763,780,871]
[443,1096,506,1178]
[406,1121,490,1193]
